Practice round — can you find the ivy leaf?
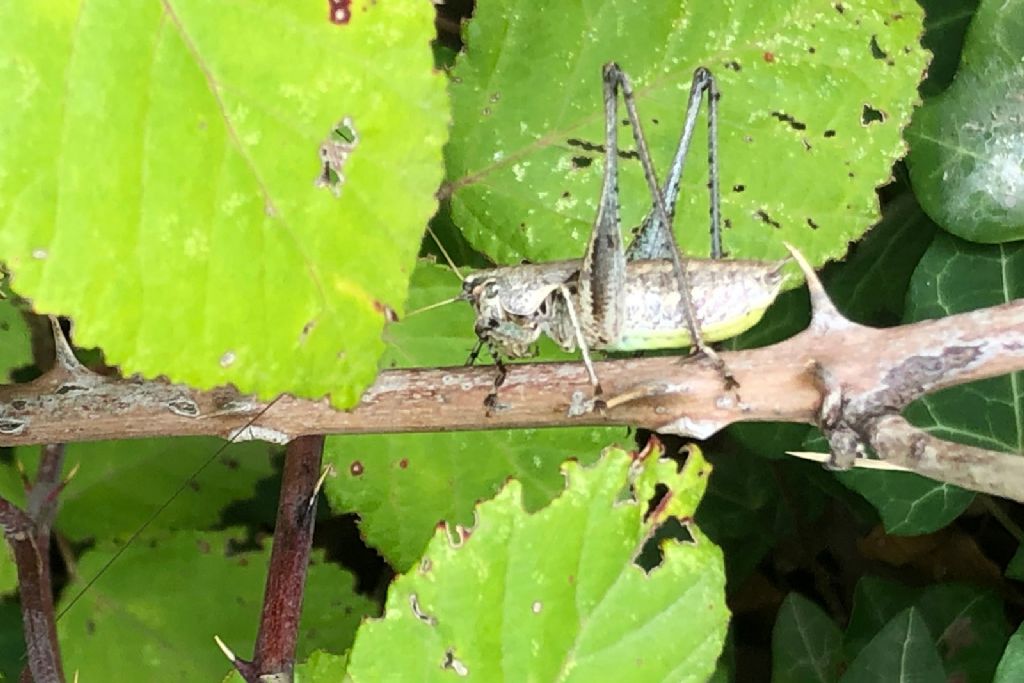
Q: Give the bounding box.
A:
[57,530,375,681]
[448,0,928,268]
[907,0,1024,242]
[840,608,945,683]
[844,576,920,661]
[0,1,447,407]
[917,0,981,97]
[328,263,624,570]
[820,191,938,326]
[833,232,1023,533]
[915,583,1009,683]
[345,445,728,683]
[771,592,843,683]
[833,465,974,535]
[995,623,1024,683]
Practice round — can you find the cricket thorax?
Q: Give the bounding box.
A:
[462,263,582,358]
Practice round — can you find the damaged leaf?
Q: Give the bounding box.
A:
[0,1,447,407]
[447,0,928,269]
[345,444,728,683]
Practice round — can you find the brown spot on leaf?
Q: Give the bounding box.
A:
[328,0,352,24]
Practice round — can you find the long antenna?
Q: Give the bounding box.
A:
[56,395,284,621]
[404,295,462,318]
[424,224,464,280]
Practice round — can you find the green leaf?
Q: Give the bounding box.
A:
[820,191,937,326]
[844,579,1009,682]
[839,608,945,683]
[0,1,447,407]
[906,0,1024,242]
[0,289,31,382]
[771,592,843,683]
[1007,543,1024,581]
[696,448,829,583]
[801,425,972,535]
[58,529,375,681]
[0,438,276,541]
[329,263,624,570]
[844,576,920,661]
[448,1,927,268]
[0,598,26,681]
[324,427,619,572]
[901,234,1023,486]
[835,467,974,535]
[0,547,15,599]
[915,583,1008,683]
[917,0,981,97]
[994,623,1024,683]
[345,446,728,683]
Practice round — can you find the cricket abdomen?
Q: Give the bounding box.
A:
[608,258,788,351]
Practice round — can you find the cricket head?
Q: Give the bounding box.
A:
[461,268,558,358]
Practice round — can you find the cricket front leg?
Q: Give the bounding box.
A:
[475,321,541,414]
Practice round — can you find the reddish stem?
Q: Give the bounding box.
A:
[6,444,66,683]
[233,435,325,682]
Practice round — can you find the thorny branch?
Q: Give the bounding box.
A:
[1,320,81,683]
[1,264,1023,502]
[217,435,326,683]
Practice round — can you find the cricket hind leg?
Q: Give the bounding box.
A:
[625,67,723,262]
[576,63,628,352]
[607,63,736,389]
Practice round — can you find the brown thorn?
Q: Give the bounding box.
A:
[48,316,88,375]
[782,242,850,331]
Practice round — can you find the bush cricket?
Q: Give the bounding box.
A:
[454,63,788,411]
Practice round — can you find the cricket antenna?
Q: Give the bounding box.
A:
[404,295,462,318]
[424,224,464,281]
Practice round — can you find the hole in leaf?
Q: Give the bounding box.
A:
[869,35,887,60]
[861,105,885,125]
[771,111,807,131]
[317,117,359,195]
[636,517,695,572]
[567,137,639,160]
[755,209,781,229]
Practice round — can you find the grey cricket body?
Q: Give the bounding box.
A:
[458,62,792,397]
[462,257,788,359]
